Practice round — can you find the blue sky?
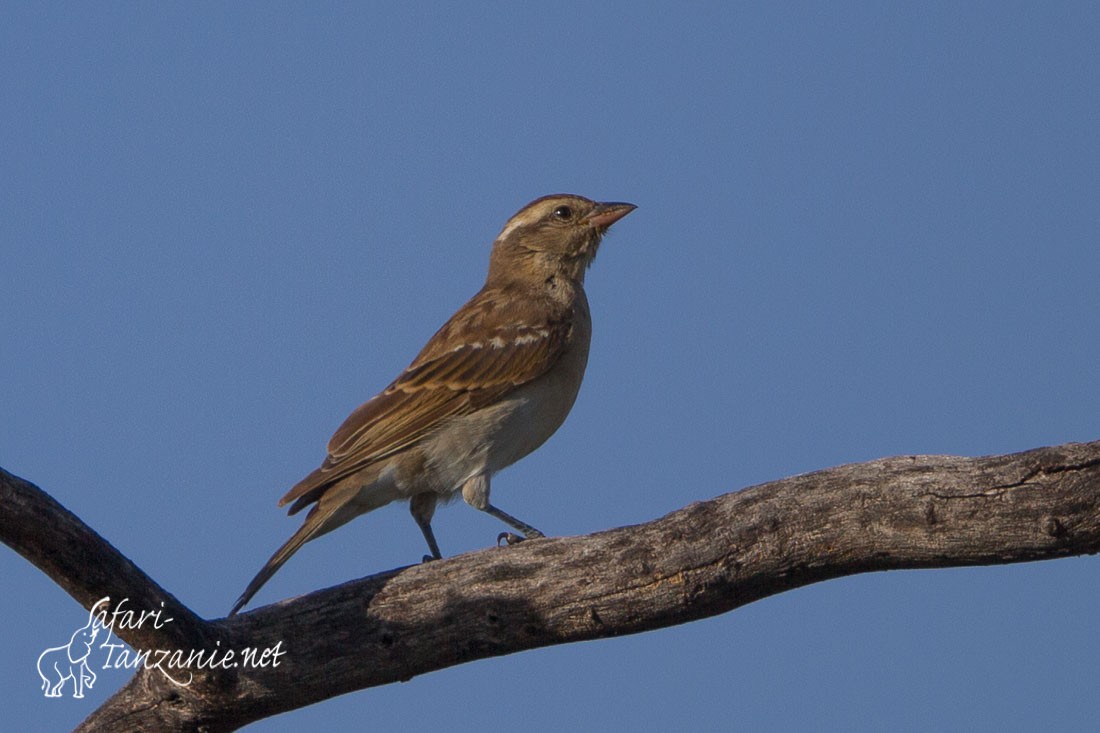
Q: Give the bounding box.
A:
[2,3,1098,730]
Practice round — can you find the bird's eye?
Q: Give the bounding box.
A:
[552,205,573,220]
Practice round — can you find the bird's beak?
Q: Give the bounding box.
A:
[585,202,637,229]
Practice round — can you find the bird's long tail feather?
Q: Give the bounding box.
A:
[229,501,346,616]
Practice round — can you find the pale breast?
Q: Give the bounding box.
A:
[415,293,592,496]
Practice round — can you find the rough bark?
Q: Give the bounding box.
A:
[2,440,1099,732]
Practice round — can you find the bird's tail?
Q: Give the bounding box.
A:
[229,499,352,616]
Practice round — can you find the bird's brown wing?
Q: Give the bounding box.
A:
[279,289,572,513]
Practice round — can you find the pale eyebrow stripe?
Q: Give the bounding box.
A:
[495,218,526,242]
[495,201,556,242]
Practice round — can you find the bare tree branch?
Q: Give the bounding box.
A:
[3,441,1099,732]
[1,468,211,654]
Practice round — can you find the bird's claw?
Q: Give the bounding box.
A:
[497,530,544,547]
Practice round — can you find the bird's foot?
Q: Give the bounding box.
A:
[496,529,545,547]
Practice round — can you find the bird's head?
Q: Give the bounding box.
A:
[487,194,636,285]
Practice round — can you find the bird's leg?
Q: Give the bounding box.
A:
[410,492,443,562]
[485,504,545,546]
[461,474,544,546]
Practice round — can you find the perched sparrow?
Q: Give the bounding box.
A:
[230,194,635,615]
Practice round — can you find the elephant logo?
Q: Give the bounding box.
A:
[36,598,111,699]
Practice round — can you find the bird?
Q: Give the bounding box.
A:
[229,194,635,615]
